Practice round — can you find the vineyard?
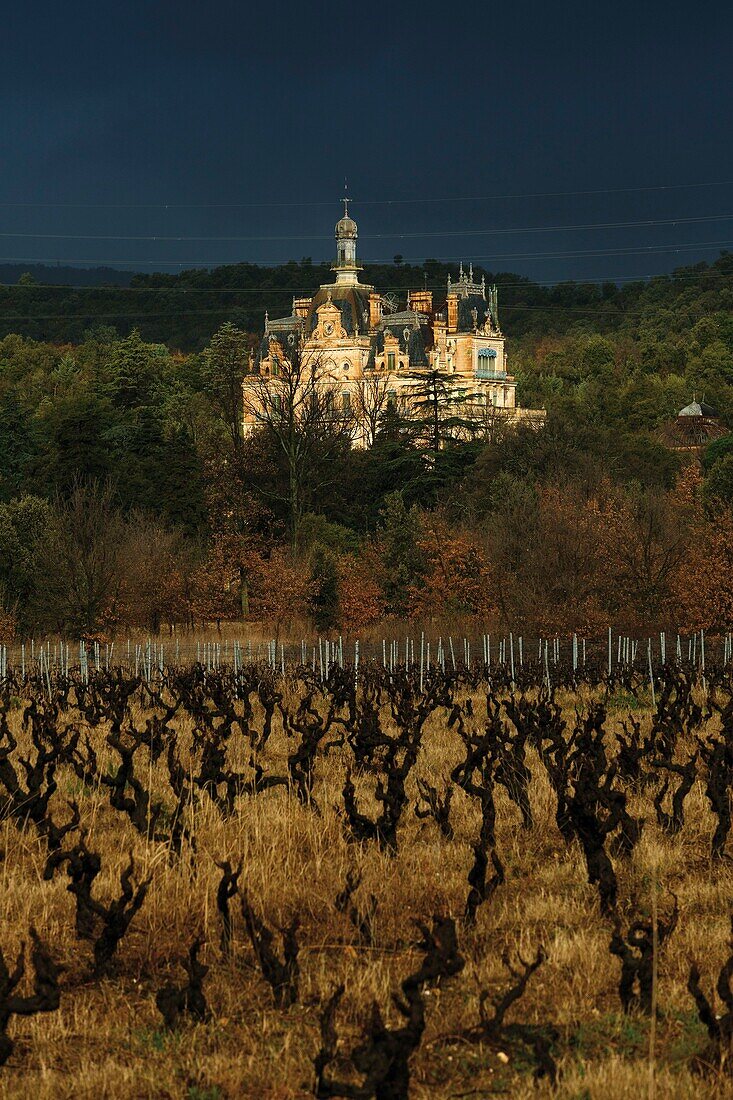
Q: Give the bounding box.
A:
[0,656,732,1098]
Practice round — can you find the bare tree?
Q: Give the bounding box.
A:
[351,370,391,448]
[243,342,354,547]
[33,479,126,637]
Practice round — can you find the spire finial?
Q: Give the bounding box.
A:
[343,179,349,218]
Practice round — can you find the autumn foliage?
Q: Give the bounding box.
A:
[159,461,733,638]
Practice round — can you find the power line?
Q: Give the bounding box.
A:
[1,212,733,243]
[1,238,731,270]
[0,280,729,322]
[0,179,731,209]
[0,267,730,296]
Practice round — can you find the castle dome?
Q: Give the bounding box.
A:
[336,213,357,239]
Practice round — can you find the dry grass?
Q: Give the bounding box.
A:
[0,676,731,1099]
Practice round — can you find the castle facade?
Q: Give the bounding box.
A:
[243,203,543,443]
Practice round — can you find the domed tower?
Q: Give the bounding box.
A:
[333,197,361,286]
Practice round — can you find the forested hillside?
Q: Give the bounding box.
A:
[0,251,731,640]
[1,252,731,354]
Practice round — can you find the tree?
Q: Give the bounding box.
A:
[202,322,252,452]
[704,452,733,508]
[601,479,693,628]
[404,368,481,458]
[251,548,313,643]
[412,515,495,620]
[0,495,53,634]
[0,388,38,501]
[106,329,170,411]
[243,341,354,548]
[375,492,426,617]
[337,553,383,632]
[32,480,126,637]
[352,371,391,448]
[116,513,195,633]
[309,544,340,631]
[33,388,116,496]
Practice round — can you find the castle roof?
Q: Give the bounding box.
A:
[306,284,372,336]
[376,310,430,365]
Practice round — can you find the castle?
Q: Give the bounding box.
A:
[243,202,543,443]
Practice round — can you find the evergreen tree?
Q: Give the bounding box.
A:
[309,544,340,631]
[377,491,426,617]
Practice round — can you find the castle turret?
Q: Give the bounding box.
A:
[332,198,362,286]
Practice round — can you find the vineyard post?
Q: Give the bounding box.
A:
[700,629,706,693]
[420,632,424,693]
[449,636,456,670]
[354,639,359,685]
[519,635,523,666]
[647,638,656,709]
[509,634,515,683]
[21,644,24,679]
[608,627,612,678]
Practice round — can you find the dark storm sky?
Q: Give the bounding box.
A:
[2,0,732,284]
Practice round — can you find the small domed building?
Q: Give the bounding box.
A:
[244,202,544,444]
[666,398,728,450]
